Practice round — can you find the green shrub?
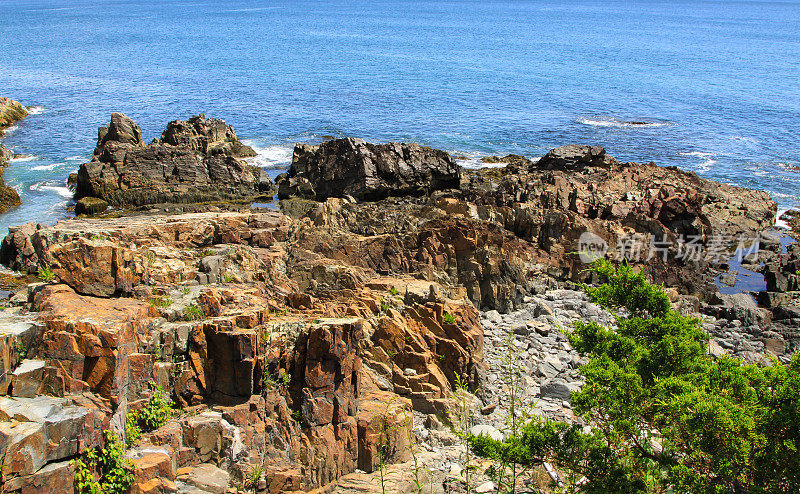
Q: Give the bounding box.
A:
[469,259,800,493]
[125,383,172,447]
[73,431,134,494]
[443,312,456,325]
[389,287,399,296]
[36,265,55,282]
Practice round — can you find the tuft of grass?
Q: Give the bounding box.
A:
[443,312,456,325]
[37,265,55,282]
[198,249,215,258]
[183,303,204,321]
[149,296,173,308]
[246,464,264,490]
[389,287,399,296]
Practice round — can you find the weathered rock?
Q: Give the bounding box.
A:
[182,463,231,494]
[47,237,146,297]
[76,113,274,207]
[0,97,28,136]
[0,395,108,479]
[288,138,461,201]
[74,196,109,216]
[0,98,28,212]
[534,144,611,170]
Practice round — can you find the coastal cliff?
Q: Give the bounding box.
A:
[0,120,794,493]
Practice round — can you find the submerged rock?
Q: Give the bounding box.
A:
[75,113,274,207]
[286,137,461,201]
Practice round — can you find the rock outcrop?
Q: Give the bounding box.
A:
[280,138,461,201]
[0,97,27,213]
[0,137,788,493]
[0,97,28,137]
[75,113,274,208]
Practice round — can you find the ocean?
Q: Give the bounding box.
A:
[0,0,798,233]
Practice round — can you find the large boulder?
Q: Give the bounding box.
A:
[284,138,461,201]
[75,113,274,207]
[534,144,612,170]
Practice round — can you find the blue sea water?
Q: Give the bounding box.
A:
[1,0,799,234]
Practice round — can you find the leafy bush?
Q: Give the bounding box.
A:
[469,259,800,493]
[73,431,134,494]
[125,383,172,447]
[443,312,457,325]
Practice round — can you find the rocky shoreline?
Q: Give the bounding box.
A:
[0,111,797,493]
[0,97,28,213]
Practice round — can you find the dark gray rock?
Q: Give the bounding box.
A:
[287,137,461,201]
[76,113,273,207]
[533,144,613,170]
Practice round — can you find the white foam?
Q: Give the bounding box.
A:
[10,154,38,163]
[697,159,717,173]
[775,209,790,230]
[455,152,542,170]
[30,182,73,198]
[680,151,714,158]
[65,155,85,161]
[578,117,669,128]
[242,141,293,170]
[3,124,18,134]
[31,162,64,171]
[26,106,45,115]
[222,7,280,12]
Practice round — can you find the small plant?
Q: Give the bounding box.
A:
[125,383,172,447]
[12,340,27,360]
[148,296,173,308]
[73,431,134,494]
[386,348,397,358]
[262,365,276,391]
[246,464,264,491]
[443,312,456,325]
[183,303,204,321]
[143,250,156,265]
[223,272,235,283]
[199,249,215,258]
[380,298,391,312]
[37,265,55,282]
[182,286,191,295]
[281,371,291,388]
[291,410,301,422]
[389,287,399,296]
